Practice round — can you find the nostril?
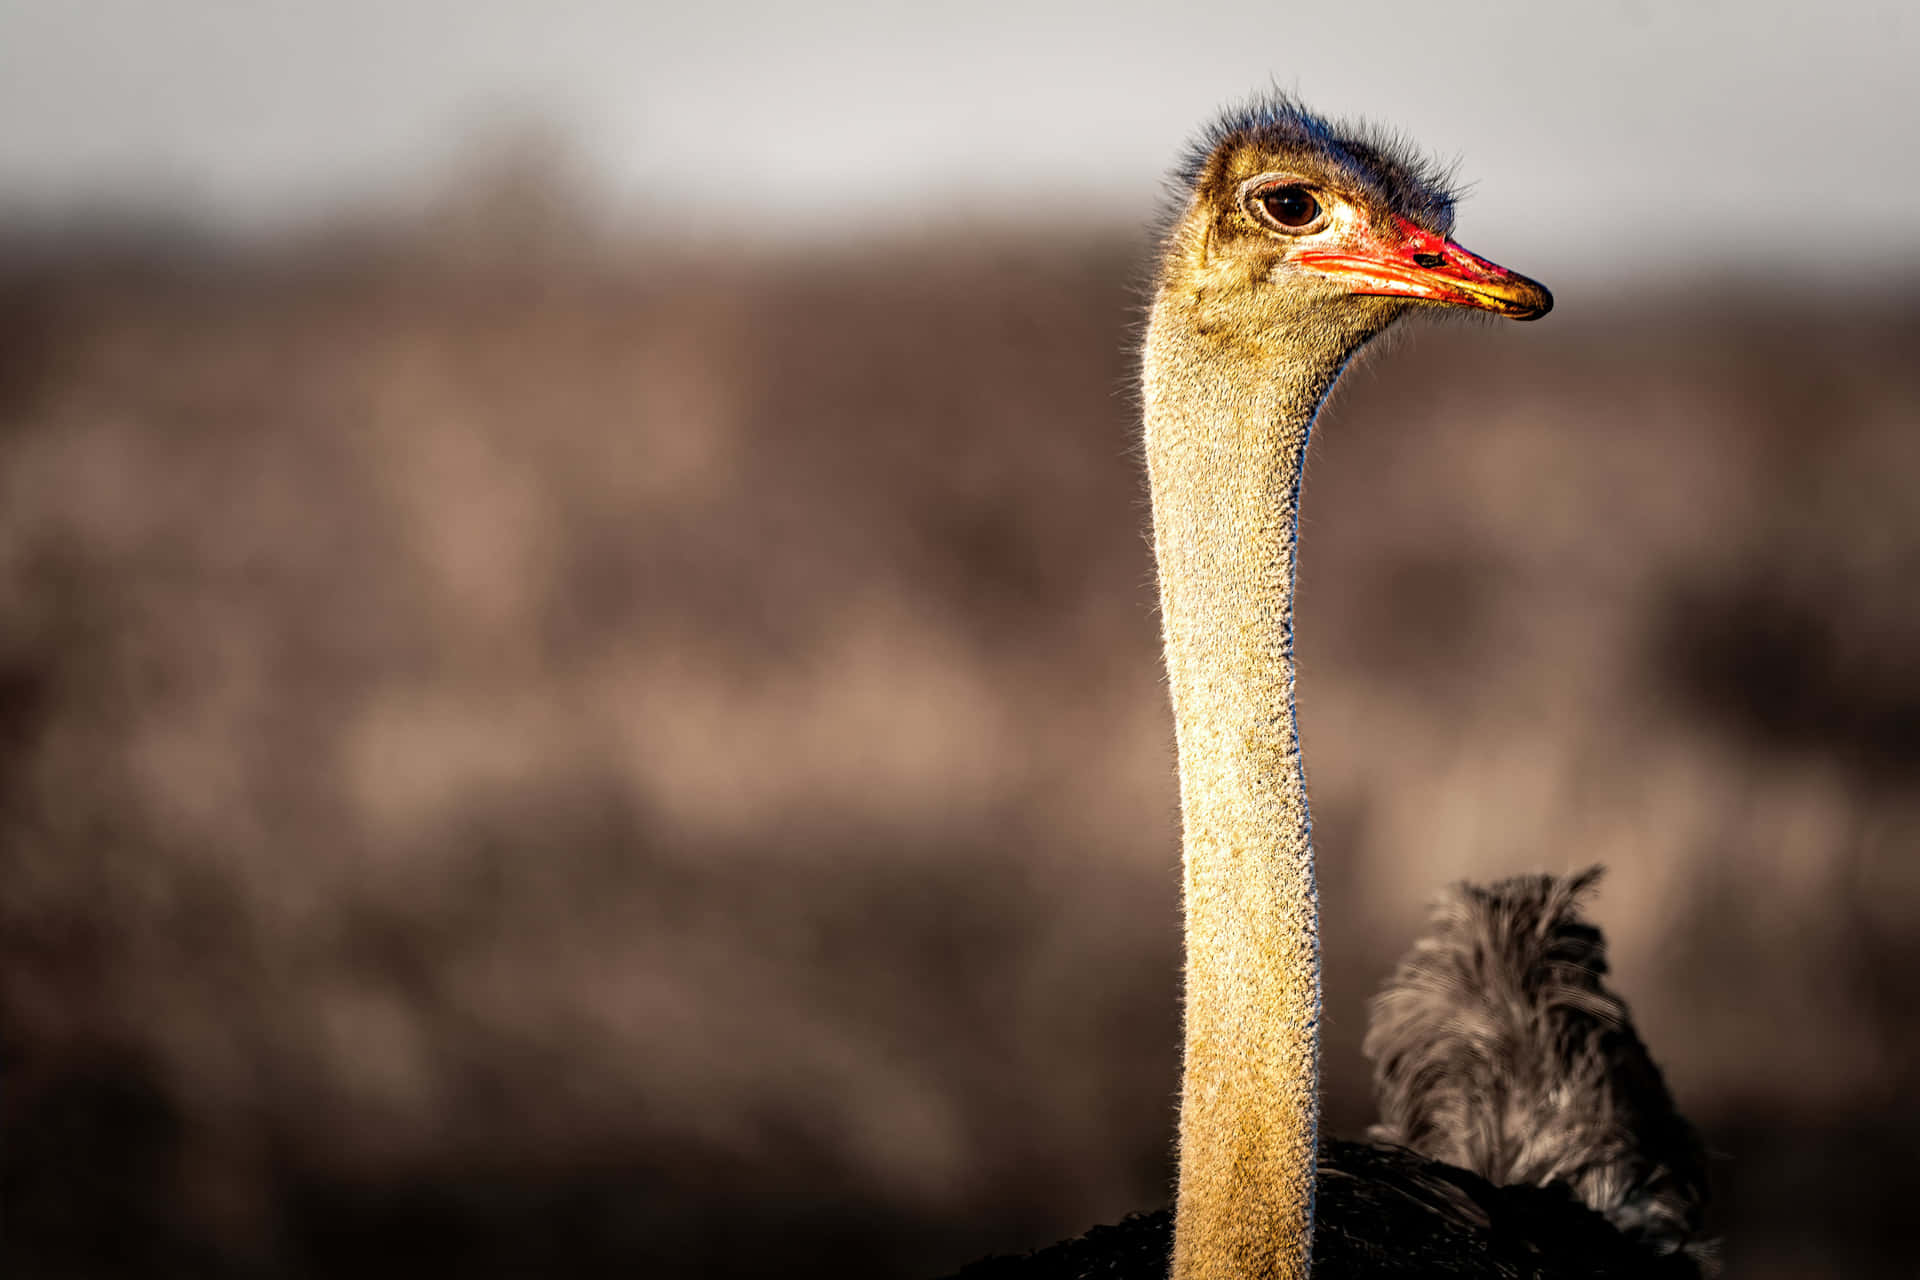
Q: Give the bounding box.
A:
[1411,252,1446,268]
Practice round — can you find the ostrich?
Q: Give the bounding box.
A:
[950,97,1710,1278]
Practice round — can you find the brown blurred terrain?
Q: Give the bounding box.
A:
[0,196,1916,1280]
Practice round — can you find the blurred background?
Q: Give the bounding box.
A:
[1,2,1916,1277]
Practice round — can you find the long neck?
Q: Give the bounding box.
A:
[1145,284,1375,1280]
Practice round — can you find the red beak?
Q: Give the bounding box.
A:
[1295,217,1553,321]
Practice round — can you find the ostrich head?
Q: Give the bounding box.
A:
[1158,96,1551,349]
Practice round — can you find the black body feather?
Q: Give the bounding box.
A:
[944,872,1713,1278]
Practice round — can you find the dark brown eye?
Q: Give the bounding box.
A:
[1259,185,1321,228]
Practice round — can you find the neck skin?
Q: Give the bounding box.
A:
[1145,270,1387,1280]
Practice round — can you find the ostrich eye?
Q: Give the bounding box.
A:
[1258,186,1321,229]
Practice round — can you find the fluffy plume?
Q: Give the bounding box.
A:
[1364,869,1714,1266]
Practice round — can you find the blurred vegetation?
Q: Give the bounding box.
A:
[0,189,1916,1278]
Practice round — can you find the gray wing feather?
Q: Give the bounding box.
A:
[1363,868,1713,1266]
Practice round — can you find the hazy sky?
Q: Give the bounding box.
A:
[3,1,1915,281]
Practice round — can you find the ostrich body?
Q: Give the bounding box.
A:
[950,97,1708,1279]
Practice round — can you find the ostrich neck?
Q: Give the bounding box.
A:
[1145,293,1374,1280]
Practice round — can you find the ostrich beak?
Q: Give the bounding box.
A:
[1296,217,1553,320]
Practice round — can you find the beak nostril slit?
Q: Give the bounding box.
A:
[1411,252,1446,268]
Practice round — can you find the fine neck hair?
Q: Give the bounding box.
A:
[1144,211,1405,1280]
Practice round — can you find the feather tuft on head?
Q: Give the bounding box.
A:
[1170,91,1463,236]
